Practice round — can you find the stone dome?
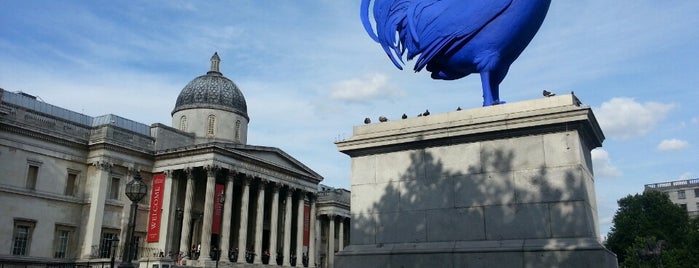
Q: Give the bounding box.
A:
[172,53,248,120]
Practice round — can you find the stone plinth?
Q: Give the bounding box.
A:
[335,95,618,268]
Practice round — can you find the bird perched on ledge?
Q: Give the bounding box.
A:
[361,0,551,106]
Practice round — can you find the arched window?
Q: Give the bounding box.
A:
[207,115,215,136]
[179,116,187,131]
[234,120,241,141]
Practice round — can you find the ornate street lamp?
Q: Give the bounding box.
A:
[119,173,148,268]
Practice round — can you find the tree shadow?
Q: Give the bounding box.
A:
[343,135,615,267]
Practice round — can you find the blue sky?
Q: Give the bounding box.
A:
[1,1,698,239]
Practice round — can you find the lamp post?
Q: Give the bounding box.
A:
[119,173,148,268]
[215,192,224,268]
[110,237,120,268]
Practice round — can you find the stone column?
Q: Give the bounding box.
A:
[199,165,218,261]
[220,172,235,262]
[179,168,195,259]
[157,170,174,254]
[253,180,266,264]
[81,160,111,258]
[328,215,335,268]
[236,178,250,263]
[269,184,280,264]
[338,218,344,251]
[315,216,321,268]
[296,191,305,266]
[282,188,293,266]
[308,195,317,267]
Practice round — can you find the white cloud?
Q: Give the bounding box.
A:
[692,117,699,124]
[329,73,402,101]
[591,148,621,178]
[595,97,674,140]
[657,139,690,151]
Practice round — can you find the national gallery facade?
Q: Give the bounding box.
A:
[0,54,349,268]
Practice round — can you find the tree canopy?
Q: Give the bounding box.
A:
[605,190,699,267]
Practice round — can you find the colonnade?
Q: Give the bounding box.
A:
[172,166,317,266]
[316,214,349,268]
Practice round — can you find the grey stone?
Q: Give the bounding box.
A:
[335,95,616,268]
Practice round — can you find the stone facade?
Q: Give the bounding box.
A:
[645,178,699,218]
[0,54,346,268]
[315,186,350,268]
[335,94,618,267]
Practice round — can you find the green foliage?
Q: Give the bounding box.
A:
[605,191,698,267]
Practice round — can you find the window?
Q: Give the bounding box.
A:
[234,120,241,142]
[179,116,187,131]
[678,190,686,199]
[26,164,39,190]
[680,204,688,211]
[65,172,78,196]
[99,230,119,258]
[207,115,215,136]
[12,220,35,256]
[694,188,699,198]
[54,226,74,258]
[109,177,120,200]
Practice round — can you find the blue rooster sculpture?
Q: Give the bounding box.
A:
[361,0,551,106]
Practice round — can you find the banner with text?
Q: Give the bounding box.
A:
[303,201,310,253]
[146,173,165,242]
[213,184,225,234]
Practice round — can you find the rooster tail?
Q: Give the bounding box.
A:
[360,0,379,42]
[362,0,411,69]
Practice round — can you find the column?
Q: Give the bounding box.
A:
[199,165,218,261]
[159,170,176,254]
[236,178,250,263]
[295,191,305,266]
[269,183,279,265]
[282,188,293,266]
[308,195,317,268]
[269,185,280,264]
[315,217,321,268]
[81,160,111,258]
[328,215,335,268]
[220,172,235,262]
[338,218,344,251]
[179,168,195,259]
[253,180,266,264]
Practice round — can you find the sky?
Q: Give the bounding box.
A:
[1,1,698,239]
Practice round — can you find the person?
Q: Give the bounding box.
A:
[177,251,185,265]
[191,245,197,259]
[230,247,238,262]
[262,250,270,264]
[196,243,201,259]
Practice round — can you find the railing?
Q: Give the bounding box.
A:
[644,178,699,189]
[0,260,110,268]
[89,245,165,260]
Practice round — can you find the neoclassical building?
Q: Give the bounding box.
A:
[0,53,349,267]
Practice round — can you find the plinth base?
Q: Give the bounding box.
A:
[336,238,617,268]
[336,95,618,268]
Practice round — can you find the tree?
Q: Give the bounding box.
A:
[605,190,695,267]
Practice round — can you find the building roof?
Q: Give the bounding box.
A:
[172,53,248,120]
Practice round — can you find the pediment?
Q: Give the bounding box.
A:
[227,144,323,181]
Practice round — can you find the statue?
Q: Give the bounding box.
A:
[361,0,551,106]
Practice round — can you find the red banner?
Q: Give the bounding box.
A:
[212,184,225,234]
[303,200,310,252]
[146,173,165,242]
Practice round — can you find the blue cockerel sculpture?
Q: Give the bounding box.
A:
[361,0,551,106]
